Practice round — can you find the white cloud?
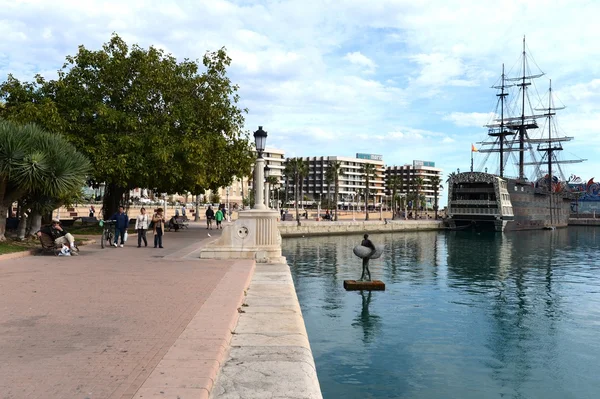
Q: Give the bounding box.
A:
[0,0,598,181]
[344,51,376,73]
[444,112,496,127]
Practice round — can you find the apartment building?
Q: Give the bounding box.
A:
[385,160,444,209]
[285,153,386,207]
[206,147,286,207]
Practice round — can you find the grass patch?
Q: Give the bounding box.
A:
[0,239,36,255]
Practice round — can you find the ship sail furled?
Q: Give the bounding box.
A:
[477,36,585,183]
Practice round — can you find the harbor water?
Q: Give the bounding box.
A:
[282,227,600,399]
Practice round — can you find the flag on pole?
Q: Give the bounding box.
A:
[471,144,478,152]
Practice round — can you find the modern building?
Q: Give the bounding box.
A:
[208,147,286,208]
[385,160,444,210]
[285,153,386,208]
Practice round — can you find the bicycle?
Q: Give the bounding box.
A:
[99,220,116,249]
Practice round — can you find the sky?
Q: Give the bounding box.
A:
[1,0,599,202]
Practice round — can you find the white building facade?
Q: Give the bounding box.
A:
[285,153,386,208]
[385,160,444,210]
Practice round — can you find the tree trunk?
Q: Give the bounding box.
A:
[334,177,339,221]
[16,205,27,241]
[365,184,370,220]
[295,177,300,226]
[195,194,200,222]
[29,212,43,237]
[103,183,126,220]
[0,203,8,242]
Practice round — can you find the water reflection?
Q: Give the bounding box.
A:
[351,291,381,345]
[283,227,600,399]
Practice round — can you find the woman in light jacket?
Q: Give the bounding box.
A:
[135,207,150,248]
[152,208,165,248]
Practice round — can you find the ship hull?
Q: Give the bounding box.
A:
[447,173,570,232]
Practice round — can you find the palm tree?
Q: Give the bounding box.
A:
[324,165,334,212]
[297,159,309,212]
[0,120,90,241]
[362,163,376,220]
[430,176,443,219]
[414,177,425,218]
[284,159,301,223]
[329,161,344,221]
[388,176,401,219]
[266,175,279,209]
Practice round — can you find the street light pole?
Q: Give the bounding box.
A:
[226,186,230,222]
[253,127,267,210]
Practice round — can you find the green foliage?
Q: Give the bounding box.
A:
[361,163,376,220]
[210,193,221,204]
[0,120,90,240]
[0,33,253,218]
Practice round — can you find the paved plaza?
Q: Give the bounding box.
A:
[0,224,248,399]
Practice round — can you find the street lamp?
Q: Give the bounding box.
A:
[226,186,230,222]
[264,165,270,209]
[253,126,267,210]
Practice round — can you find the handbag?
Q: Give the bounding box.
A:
[124,231,128,242]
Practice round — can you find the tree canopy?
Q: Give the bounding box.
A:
[0,120,90,240]
[0,34,254,218]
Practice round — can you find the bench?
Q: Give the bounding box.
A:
[167,216,189,231]
[38,233,61,255]
[80,216,98,225]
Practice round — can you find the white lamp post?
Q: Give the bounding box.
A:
[253,126,267,210]
[226,186,230,222]
[264,166,270,209]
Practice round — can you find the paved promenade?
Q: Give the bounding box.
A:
[0,224,252,399]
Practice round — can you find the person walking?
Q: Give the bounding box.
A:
[215,207,224,229]
[152,208,165,248]
[205,206,214,229]
[110,206,129,247]
[89,205,95,218]
[135,207,150,248]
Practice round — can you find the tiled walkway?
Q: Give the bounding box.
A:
[0,224,251,399]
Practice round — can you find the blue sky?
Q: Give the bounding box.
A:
[1,0,599,196]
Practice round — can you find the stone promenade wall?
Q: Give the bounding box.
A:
[569,218,600,226]
[278,219,444,238]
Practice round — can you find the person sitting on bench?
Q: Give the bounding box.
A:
[37,219,78,255]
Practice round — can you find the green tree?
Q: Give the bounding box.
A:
[414,177,425,218]
[362,163,376,220]
[324,164,334,212]
[266,175,279,208]
[0,34,253,220]
[0,120,90,241]
[329,161,344,221]
[388,176,402,219]
[284,158,304,225]
[430,176,443,219]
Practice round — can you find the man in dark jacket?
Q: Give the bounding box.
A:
[110,206,129,247]
[37,219,79,255]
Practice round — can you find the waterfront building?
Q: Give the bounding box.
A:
[385,160,444,210]
[207,147,286,208]
[285,153,386,208]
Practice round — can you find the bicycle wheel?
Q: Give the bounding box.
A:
[101,230,106,248]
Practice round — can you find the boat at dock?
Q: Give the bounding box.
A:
[447,38,585,232]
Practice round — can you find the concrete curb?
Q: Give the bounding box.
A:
[279,219,444,237]
[0,238,97,262]
[133,259,256,398]
[211,262,323,399]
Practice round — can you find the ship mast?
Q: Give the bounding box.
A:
[517,36,528,180]
[499,64,507,177]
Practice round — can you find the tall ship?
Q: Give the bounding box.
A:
[447,38,585,232]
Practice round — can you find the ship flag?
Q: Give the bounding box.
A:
[471,144,478,152]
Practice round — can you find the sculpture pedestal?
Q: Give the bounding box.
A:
[343,280,386,291]
[199,209,285,263]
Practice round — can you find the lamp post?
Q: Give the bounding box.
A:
[264,165,270,209]
[226,186,230,222]
[253,126,267,210]
[352,193,356,221]
[317,193,321,221]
